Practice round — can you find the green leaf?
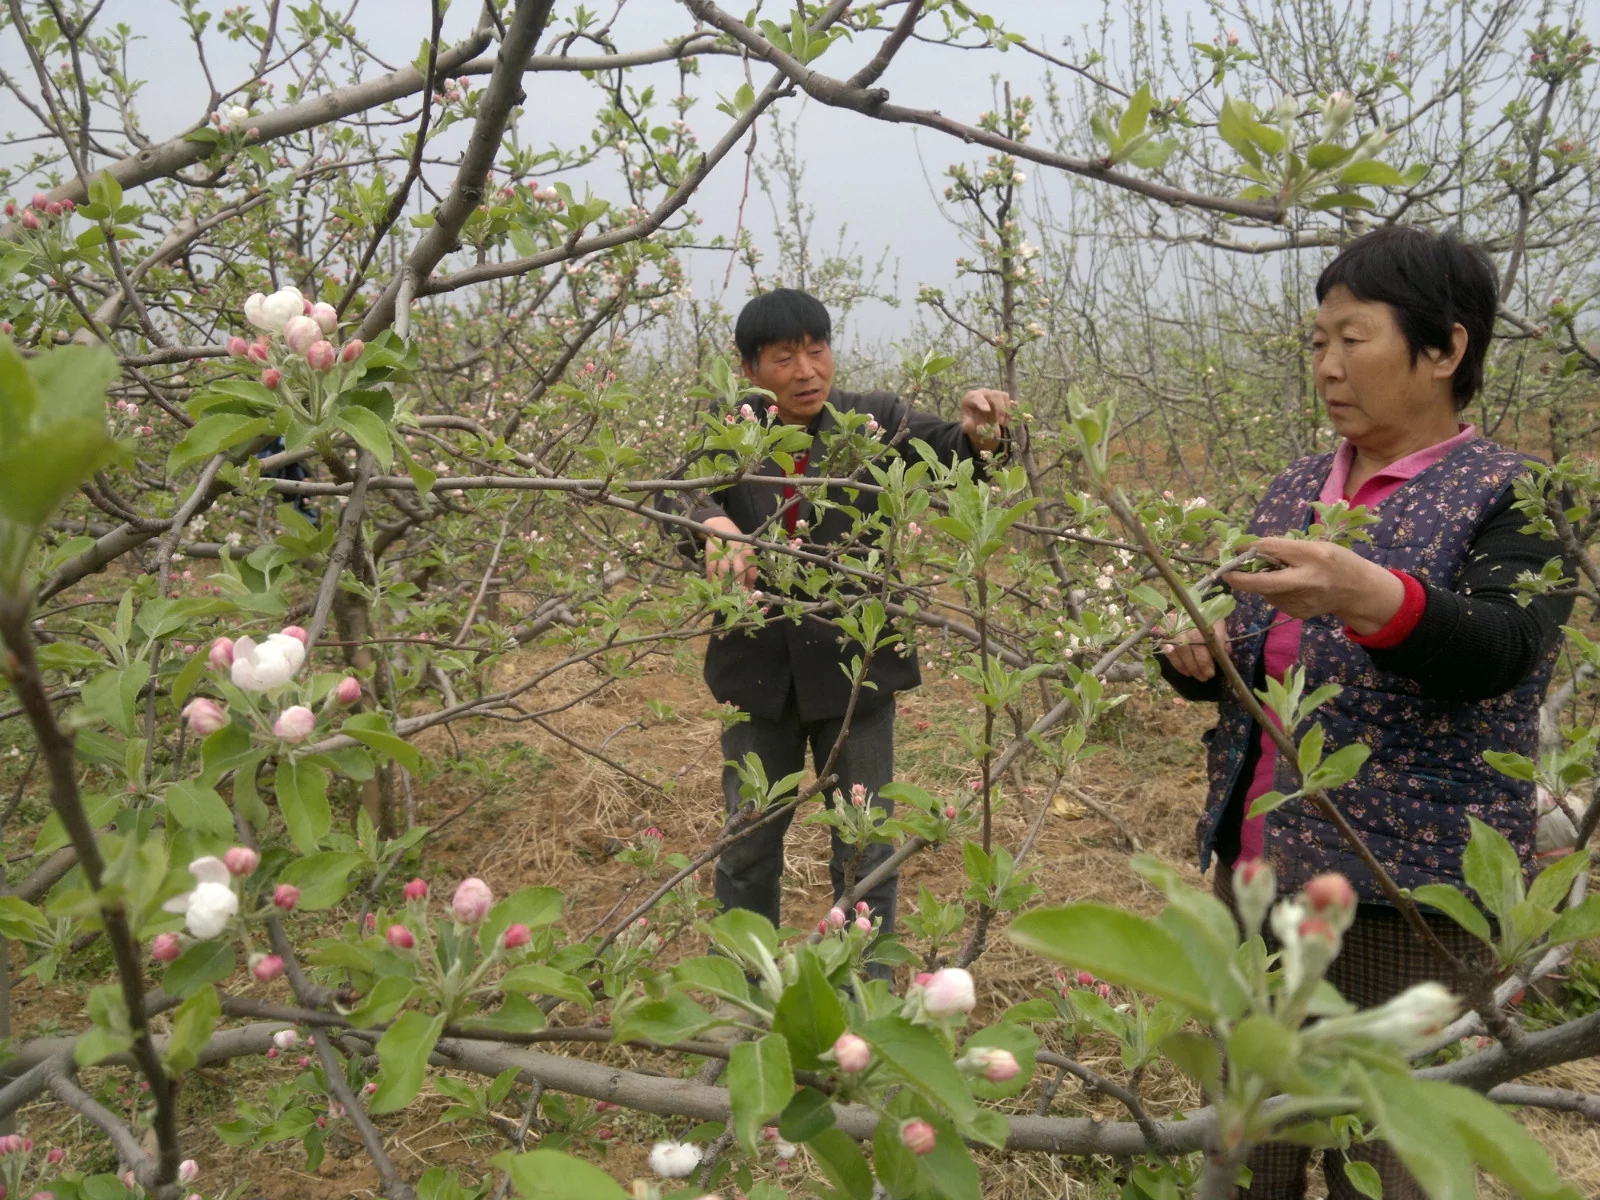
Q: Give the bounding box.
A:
[164,780,235,836]
[1008,904,1216,1016]
[772,950,846,1069]
[166,983,221,1074]
[345,975,420,1027]
[167,414,273,474]
[612,992,717,1045]
[860,1015,978,1130]
[1307,142,1353,170]
[1226,1014,1296,1086]
[370,1010,446,1114]
[0,896,49,940]
[804,1126,873,1200]
[162,939,236,998]
[1339,159,1407,187]
[276,851,366,910]
[170,647,210,708]
[1119,83,1153,143]
[498,964,593,1009]
[461,992,548,1035]
[340,712,422,772]
[671,955,758,1010]
[1410,884,1492,944]
[1482,750,1536,781]
[336,406,394,470]
[1160,1031,1222,1093]
[1297,722,1325,777]
[1528,848,1590,911]
[1460,816,1523,920]
[276,758,330,853]
[1343,1160,1384,1199]
[492,1148,630,1200]
[778,1084,836,1142]
[1217,97,1263,168]
[1307,741,1370,790]
[729,1034,795,1152]
[1414,1079,1580,1200]
[1549,895,1600,945]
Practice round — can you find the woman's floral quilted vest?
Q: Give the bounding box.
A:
[1197,438,1557,902]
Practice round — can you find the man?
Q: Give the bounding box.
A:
[688,287,1011,961]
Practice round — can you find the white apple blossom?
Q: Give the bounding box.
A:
[223,104,250,124]
[648,1141,702,1178]
[244,286,306,333]
[162,856,239,939]
[231,633,306,691]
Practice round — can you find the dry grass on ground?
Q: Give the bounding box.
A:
[6,644,1598,1198]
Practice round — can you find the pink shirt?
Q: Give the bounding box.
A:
[1234,425,1477,863]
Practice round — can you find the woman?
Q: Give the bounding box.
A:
[1162,225,1573,1200]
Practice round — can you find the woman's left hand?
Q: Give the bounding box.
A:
[1223,536,1406,635]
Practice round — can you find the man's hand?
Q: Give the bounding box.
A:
[1223,536,1404,634]
[1161,620,1230,681]
[704,514,757,589]
[959,388,1013,452]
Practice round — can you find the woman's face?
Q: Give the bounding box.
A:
[1311,285,1463,448]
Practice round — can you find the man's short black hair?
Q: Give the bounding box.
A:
[734,287,831,367]
[1315,225,1499,409]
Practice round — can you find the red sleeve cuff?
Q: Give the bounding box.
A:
[1345,569,1426,649]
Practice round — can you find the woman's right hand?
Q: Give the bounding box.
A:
[1161,620,1229,681]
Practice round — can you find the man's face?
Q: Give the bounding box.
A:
[742,337,834,425]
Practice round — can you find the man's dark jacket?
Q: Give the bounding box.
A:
[684,387,986,723]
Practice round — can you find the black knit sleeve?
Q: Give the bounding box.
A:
[1157,652,1226,702]
[1363,488,1574,701]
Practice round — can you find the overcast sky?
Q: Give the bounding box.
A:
[2,1,1215,346]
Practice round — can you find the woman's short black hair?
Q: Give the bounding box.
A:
[1315,225,1499,409]
[734,287,831,367]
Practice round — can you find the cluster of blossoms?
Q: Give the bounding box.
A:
[1055,968,1113,1002]
[233,285,363,386]
[817,899,875,937]
[182,626,360,745]
[209,101,257,136]
[5,190,74,232]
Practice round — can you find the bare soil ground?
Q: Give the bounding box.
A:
[7,644,1598,1199]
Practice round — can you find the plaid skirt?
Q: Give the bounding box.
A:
[1212,865,1486,1199]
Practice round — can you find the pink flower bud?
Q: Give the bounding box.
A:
[152,932,182,962]
[943,804,957,818]
[364,1081,378,1095]
[305,339,336,371]
[962,1046,1020,1082]
[402,878,428,901]
[223,846,260,876]
[273,1029,299,1049]
[1096,982,1112,1000]
[315,1115,326,1128]
[19,210,39,231]
[178,1160,199,1184]
[928,966,972,1017]
[503,923,531,950]
[273,883,300,910]
[827,906,847,929]
[251,954,285,982]
[309,302,337,334]
[3,201,12,216]
[46,1148,64,1166]
[453,877,493,923]
[261,367,281,389]
[44,201,61,217]
[1304,872,1355,916]
[1077,970,1094,987]
[59,198,74,213]
[123,1172,137,1188]
[816,920,829,935]
[282,314,320,354]
[30,193,48,211]
[273,705,315,743]
[333,676,361,705]
[209,637,234,670]
[900,1119,937,1155]
[182,697,228,736]
[340,338,365,364]
[855,901,869,916]
[1298,916,1339,947]
[226,335,249,358]
[364,913,376,933]
[386,924,415,951]
[280,624,309,646]
[246,341,269,364]
[832,1032,871,1072]
[854,916,871,933]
